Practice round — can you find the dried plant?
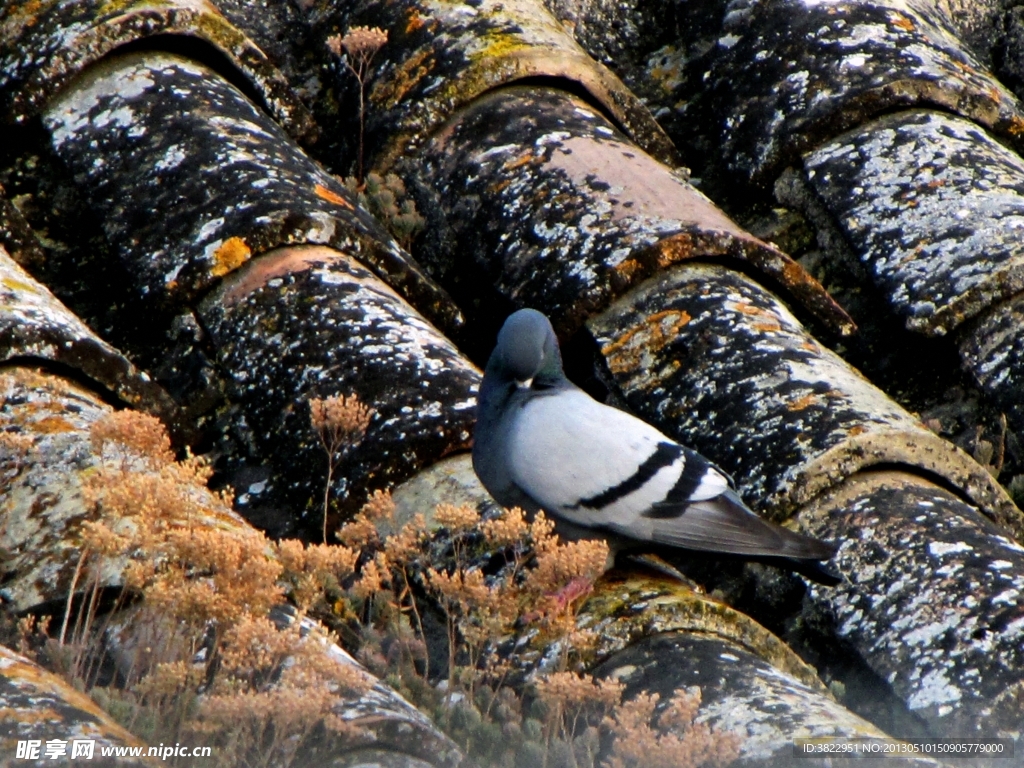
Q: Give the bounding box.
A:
[310,393,373,543]
[16,614,50,659]
[602,689,741,768]
[0,429,34,491]
[275,539,358,613]
[90,409,174,469]
[59,411,376,766]
[195,614,371,767]
[535,671,623,765]
[39,409,741,768]
[327,26,389,181]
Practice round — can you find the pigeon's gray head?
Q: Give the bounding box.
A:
[491,308,563,387]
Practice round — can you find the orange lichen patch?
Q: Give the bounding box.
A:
[406,8,425,33]
[753,321,782,333]
[781,257,812,287]
[787,393,819,412]
[801,341,819,352]
[951,58,981,78]
[488,178,512,195]
[4,0,43,32]
[613,257,643,283]
[501,152,536,172]
[1007,116,1024,137]
[848,425,867,437]
[601,310,691,375]
[369,49,433,110]
[654,233,699,267]
[31,415,76,433]
[314,184,354,210]
[0,705,60,723]
[731,300,764,316]
[210,237,252,278]
[889,13,915,31]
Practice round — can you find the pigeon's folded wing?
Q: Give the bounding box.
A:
[629,487,838,559]
[507,390,723,520]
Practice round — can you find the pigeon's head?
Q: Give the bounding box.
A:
[490,308,563,388]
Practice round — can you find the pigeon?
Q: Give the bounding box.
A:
[472,308,839,582]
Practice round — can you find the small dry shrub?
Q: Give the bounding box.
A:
[326,26,388,181]
[342,172,426,249]
[603,689,741,768]
[310,393,373,544]
[59,411,374,767]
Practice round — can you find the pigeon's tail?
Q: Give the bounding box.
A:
[642,486,838,562]
[723,487,839,562]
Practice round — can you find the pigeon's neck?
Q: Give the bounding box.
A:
[531,368,571,392]
[476,370,516,430]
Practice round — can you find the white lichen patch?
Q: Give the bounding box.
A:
[44,58,157,149]
[928,541,973,557]
[805,111,1024,333]
[907,668,962,710]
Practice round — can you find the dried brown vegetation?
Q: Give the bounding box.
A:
[12,406,740,767]
[603,690,741,768]
[342,500,740,767]
[327,26,389,181]
[47,411,372,767]
[309,393,373,543]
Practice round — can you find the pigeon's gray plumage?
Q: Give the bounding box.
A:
[473,308,837,572]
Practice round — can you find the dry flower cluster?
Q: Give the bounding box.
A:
[326,26,389,180]
[603,690,741,768]
[309,393,373,543]
[381,502,739,767]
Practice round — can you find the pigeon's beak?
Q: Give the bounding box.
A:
[516,378,534,389]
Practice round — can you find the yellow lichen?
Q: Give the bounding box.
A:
[31,415,76,434]
[2,276,40,294]
[210,236,252,278]
[96,0,139,18]
[369,48,434,110]
[474,31,529,61]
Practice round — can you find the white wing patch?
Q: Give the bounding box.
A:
[507,390,688,526]
[690,467,729,502]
